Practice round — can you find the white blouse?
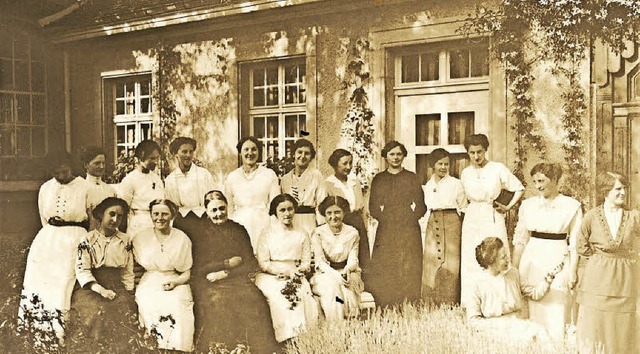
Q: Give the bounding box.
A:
[76,230,134,290]
[165,164,217,217]
[460,161,524,204]
[423,174,467,214]
[513,194,582,248]
[83,175,117,211]
[224,165,280,211]
[38,177,89,226]
[117,169,165,212]
[281,168,324,207]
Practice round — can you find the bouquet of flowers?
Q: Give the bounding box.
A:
[280,273,303,310]
[522,250,570,301]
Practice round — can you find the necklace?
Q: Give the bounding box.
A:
[241,165,259,181]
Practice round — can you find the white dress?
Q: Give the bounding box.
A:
[514,194,582,339]
[117,169,165,236]
[19,177,89,340]
[254,223,319,342]
[281,168,324,235]
[310,224,363,320]
[83,174,116,230]
[132,227,194,352]
[459,161,524,308]
[224,165,280,251]
[164,164,217,218]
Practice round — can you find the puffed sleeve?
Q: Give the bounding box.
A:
[76,236,97,288]
[512,201,530,247]
[567,203,583,252]
[173,230,193,273]
[499,163,525,192]
[576,210,594,257]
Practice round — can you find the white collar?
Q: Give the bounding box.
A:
[327,174,356,188]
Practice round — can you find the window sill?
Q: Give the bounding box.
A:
[0,180,42,192]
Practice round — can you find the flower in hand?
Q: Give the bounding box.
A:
[206,270,229,283]
[280,272,303,310]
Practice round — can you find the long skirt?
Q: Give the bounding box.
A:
[421,209,462,305]
[136,270,195,352]
[344,210,370,274]
[70,267,136,349]
[19,224,87,342]
[310,268,363,320]
[254,272,319,342]
[191,279,278,353]
[231,205,270,252]
[577,306,637,354]
[519,237,571,339]
[460,201,509,308]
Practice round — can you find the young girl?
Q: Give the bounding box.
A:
[468,237,548,344]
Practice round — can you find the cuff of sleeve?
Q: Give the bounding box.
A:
[78,276,97,289]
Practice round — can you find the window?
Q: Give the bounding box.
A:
[107,74,153,159]
[0,31,46,157]
[248,59,306,161]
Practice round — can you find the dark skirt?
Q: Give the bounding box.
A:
[421,210,462,306]
[191,279,278,353]
[344,210,370,273]
[70,267,136,349]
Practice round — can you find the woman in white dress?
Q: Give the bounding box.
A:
[459,134,524,308]
[310,196,364,320]
[468,237,548,344]
[118,140,165,236]
[18,154,89,345]
[132,199,194,352]
[255,194,319,342]
[512,162,582,339]
[281,139,324,236]
[224,136,280,250]
[79,146,116,230]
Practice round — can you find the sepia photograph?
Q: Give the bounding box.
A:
[0,0,639,353]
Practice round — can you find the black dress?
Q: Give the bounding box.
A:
[367,169,427,307]
[190,219,277,353]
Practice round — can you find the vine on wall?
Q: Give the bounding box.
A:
[461,0,640,206]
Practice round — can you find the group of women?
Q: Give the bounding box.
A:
[17,132,639,353]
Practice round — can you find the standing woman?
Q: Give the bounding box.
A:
[18,153,89,343]
[254,194,318,343]
[368,141,427,307]
[117,140,165,236]
[224,136,280,250]
[132,199,194,352]
[79,146,116,230]
[421,148,467,305]
[165,137,216,237]
[280,139,324,236]
[512,163,582,339]
[459,134,524,308]
[575,172,639,353]
[318,149,370,277]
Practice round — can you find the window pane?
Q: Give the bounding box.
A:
[116,82,125,98]
[420,52,439,81]
[126,125,136,144]
[0,32,12,58]
[448,112,475,145]
[284,139,295,157]
[32,95,45,124]
[470,47,489,77]
[253,117,265,138]
[140,122,153,140]
[141,97,150,114]
[299,86,306,103]
[285,114,298,137]
[31,61,45,92]
[126,99,135,115]
[416,154,430,185]
[415,114,440,146]
[449,153,469,179]
[125,80,135,97]
[450,49,470,79]
[298,114,306,133]
[0,59,12,90]
[0,93,13,123]
[266,67,278,85]
[15,60,29,91]
[16,126,30,156]
[32,126,45,156]
[253,68,265,86]
[266,140,278,159]
[253,88,265,107]
[266,86,278,106]
[285,64,304,84]
[284,85,298,104]
[116,100,125,115]
[13,34,29,60]
[401,54,419,83]
[116,125,126,144]
[16,94,30,123]
[266,116,278,139]
[0,127,13,156]
[140,77,151,95]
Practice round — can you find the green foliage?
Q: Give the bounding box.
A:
[265,155,294,178]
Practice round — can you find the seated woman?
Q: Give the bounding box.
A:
[71,197,135,349]
[190,190,276,353]
[132,199,194,352]
[254,194,319,343]
[468,237,548,344]
[310,196,364,320]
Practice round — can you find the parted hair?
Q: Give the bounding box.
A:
[318,195,351,216]
[236,136,263,154]
[268,193,298,216]
[530,162,563,183]
[92,197,130,221]
[135,140,161,160]
[429,148,451,167]
[381,140,407,158]
[475,237,504,269]
[78,146,106,166]
[464,134,490,151]
[203,190,228,208]
[292,139,316,159]
[328,149,352,169]
[148,198,179,219]
[169,137,197,155]
[596,171,627,205]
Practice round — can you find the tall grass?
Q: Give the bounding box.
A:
[286,303,578,354]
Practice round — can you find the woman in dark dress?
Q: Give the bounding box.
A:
[368,141,427,307]
[191,190,276,353]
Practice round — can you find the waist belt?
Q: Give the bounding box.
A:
[329,260,348,269]
[531,231,567,240]
[48,217,87,228]
[297,205,316,214]
[430,208,457,212]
